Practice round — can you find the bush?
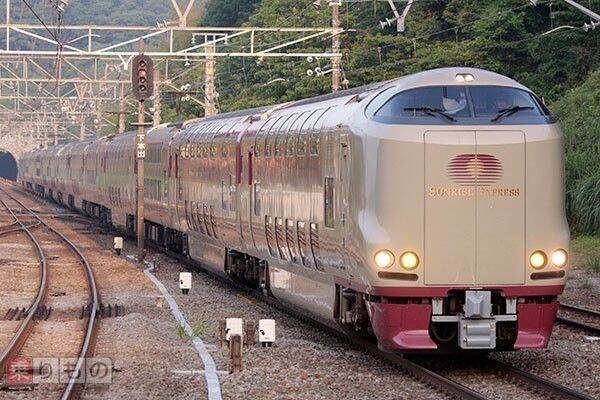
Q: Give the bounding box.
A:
[553,70,600,234]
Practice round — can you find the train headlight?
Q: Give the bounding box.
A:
[529,251,547,269]
[374,250,395,269]
[400,251,420,270]
[551,249,568,268]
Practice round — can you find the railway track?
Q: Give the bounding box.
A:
[0,185,100,400]
[557,303,600,335]
[142,244,597,400]
[12,181,597,400]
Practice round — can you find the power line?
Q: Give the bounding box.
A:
[20,0,61,43]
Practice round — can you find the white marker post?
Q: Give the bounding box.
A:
[179,272,192,295]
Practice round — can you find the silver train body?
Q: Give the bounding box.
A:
[19,68,569,352]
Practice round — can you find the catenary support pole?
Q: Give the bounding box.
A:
[118,83,126,134]
[204,39,218,116]
[331,1,341,92]
[153,68,161,127]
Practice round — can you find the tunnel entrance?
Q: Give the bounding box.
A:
[0,151,18,181]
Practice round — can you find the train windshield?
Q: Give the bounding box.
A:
[373,85,551,124]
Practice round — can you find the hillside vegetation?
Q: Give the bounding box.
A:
[554,71,600,235]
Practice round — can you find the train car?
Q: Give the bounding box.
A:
[19,68,570,352]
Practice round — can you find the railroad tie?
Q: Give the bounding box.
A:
[81,303,125,319]
[15,308,28,321]
[32,305,52,321]
[3,308,17,320]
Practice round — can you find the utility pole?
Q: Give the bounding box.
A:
[153,68,161,127]
[331,0,341,92]
[118,82,126,134]
[135,99,146,261]
[79,115,85,139]
[204,38,218,116]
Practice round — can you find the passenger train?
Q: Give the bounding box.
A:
[19,68,570,352]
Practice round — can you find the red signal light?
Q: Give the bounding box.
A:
[132,54,154,100]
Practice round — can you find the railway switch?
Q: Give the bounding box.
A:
[179,272,192,295]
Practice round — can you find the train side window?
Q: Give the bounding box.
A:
[265,134,274,157]
[324,177,335,228]
[221,142,228,158]
[221,180,227,210]
[287,113,308,157]
[209,205,218,238]
[309,223,322,271]
[265,116,284,157]
[229,174,236,212]
[253,182,261,216]
[275,114,296,157]
[297,111,318,156]
[297,221,307,266]
[194,203,205,234]
[203,204,211,237]
[185,200,192,230]
[190,201,197,231]
[310,107,334,156]
[255,119,274,157]
[286,219,298,263]
[265,216,276,257]
[275,217,287,260]
[274,133,284,157]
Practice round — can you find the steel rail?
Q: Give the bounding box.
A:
[0,193,48,381]
[560,303,600,317]
[557,303,600,335]
[134,232,596,400]
[122,235,487,399]
[491,360,596,400]
[0,186,100,400]
[12,181,594,400]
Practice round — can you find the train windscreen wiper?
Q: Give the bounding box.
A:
[404,107,456,122]
[491,106,534,122]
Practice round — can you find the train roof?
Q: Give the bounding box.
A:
[389,67,530,91]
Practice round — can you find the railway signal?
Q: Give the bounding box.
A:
[132,55,154,101]
[131,44,154,262]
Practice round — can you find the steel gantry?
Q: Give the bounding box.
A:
[0,0,344,149]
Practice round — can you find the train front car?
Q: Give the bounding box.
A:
[348,68,569,352]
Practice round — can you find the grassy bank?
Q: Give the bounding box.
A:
[571,235,600,274]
